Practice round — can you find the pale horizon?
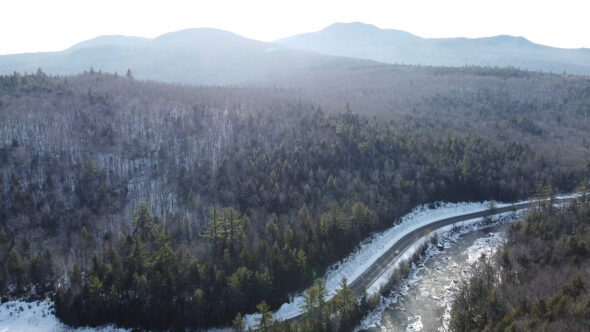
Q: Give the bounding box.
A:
[2,0,590,55]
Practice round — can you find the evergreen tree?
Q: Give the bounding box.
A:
[302,278,328,330]
[127,235,149,274]
[8,247,24,293]
[255,301,273,332]
[132,202,154,241]
[232,312,245,332]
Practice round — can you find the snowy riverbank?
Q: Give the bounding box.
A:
[245,200,506,327]
[355,212,519,331]
[4,195,574,331]
[0,300,128,332]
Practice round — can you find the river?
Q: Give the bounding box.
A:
[357,219,514,332]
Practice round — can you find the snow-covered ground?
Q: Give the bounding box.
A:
[406,315,423,331]
[245,200,508,327]
[438,230,507,332]
[356,212,518,331]
[3,195,572,331]
[466,231,506,264]
[0,300,128,332]
[364,211,514,295]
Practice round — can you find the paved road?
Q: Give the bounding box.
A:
[281,197,574,322]
[347,197,574,296]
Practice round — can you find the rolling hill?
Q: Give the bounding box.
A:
[0,28,375,85]
[3,23,590,88]
[276,22,590,75]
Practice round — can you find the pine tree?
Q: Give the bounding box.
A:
[87,274,103,300]
[8,247,24,293]
[29,250,54,296]
[296,248,308,284]
[223,207,243,253]
[232,312,245,332]
[152,224,175,269]
[255,301,273,331]
[202,206,220,253]
[350,201,371,229]
[334,277,357,331]
[127,236,149,274]
[334,277,355,314]
[71,264,82,294]
[132,202,154,241]
[228,267,253,310]
[302,278,328,330]
[203,206,245,255]
[542,184,556,214]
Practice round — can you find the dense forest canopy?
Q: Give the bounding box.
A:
[0,66,588,329]
[450,189,590,332]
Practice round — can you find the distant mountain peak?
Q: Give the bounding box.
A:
[69,35,150,51]
[155,27,243,40]
[67,28,253,53]
[0,26,361,85]
[2,23,590,82]
[488,34,532,44]
[324,22,379,30]
[276,23,590,74]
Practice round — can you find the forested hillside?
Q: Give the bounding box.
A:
[450,188,590,332]
[0,68,588,329]
[262,65,590,165]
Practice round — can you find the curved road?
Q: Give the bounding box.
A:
[279,197,575,322]
[348,197,574,296]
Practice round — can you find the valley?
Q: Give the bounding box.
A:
[1,11,589,332]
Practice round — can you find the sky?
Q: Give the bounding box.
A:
[1,0,590,55]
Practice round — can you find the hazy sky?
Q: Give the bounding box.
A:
[2,0,590,55]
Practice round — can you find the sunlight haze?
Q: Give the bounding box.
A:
[2,0,590,331]
[2,0,590,55]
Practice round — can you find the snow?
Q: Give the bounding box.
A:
[245,200,503,326]
[438,230,508,332]
[406,315,423,331]
[355,245,431,331]
[364,211,509,295]
[365,237,430,295]
[243,313,261,330]
[4,196,572,331]
[466,232,506,264]
[356,211,520,331]
[0,300,128,332]
[328,201,502,298]
[556,193,582,200]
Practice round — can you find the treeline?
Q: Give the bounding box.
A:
[0,71,587,329]
[0,226,54,300]
[53,201,371,329]
[243,277,366,332]
[450,185,590,331]
[263,233,435,332]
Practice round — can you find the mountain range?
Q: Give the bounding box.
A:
[1,22,590,84]
[0,28,372,85]
[277,22,590,75]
